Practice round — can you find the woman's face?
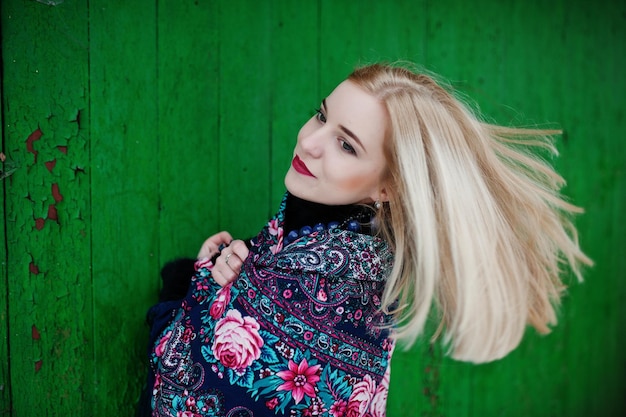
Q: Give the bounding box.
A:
[284,80,389,206]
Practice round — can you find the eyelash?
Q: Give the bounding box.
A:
[340,140,356,155]
[314,108,326,123]
[313,108,356,155]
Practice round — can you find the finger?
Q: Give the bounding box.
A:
[212,259,239,286]
[212,271,229,287]
[228,240,250,262]
[215,250,238,271]
[208,231,233,247]
[197,231,233,258]
[197,240,216,259]
[224,251,242,272]
[211,269,235,287]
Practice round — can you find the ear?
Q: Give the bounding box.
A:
[371,185,390,204]
[379,187,389,203]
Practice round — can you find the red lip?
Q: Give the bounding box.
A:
[292,155,315,177]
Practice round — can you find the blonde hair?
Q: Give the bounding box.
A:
[349,63,592,363]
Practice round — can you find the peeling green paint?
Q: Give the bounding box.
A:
[2,0,93,414]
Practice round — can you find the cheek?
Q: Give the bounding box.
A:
[339,174,368,189]
[332,165,381,193]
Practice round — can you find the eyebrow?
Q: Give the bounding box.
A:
[322,98,366,153]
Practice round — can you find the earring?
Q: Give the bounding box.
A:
[374,200,382,210]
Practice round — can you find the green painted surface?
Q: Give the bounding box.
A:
[2,0,93,414]
[89,1,159,415]
[1,0,624,415]
[0,23,8,414]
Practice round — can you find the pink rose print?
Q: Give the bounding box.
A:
[209,284,232,319]
[212,309,264,370]
[368,387,388,417]
[276,358,321,404]
[369,362,392,415]
[346,374,376,417]
[155,330,172,357]
[368,368,390,417]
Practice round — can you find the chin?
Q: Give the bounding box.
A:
[285,182,311,201]
[284,176,316,203]
[284,170,304,196]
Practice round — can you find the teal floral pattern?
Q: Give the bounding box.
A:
[150,195,395,416]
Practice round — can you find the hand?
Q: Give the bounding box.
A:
[197,231,233,260]
[211,240,249,287]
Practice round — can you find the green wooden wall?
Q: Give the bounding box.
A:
[1,0,624,415]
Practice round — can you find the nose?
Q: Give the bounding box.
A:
[298,122,325,158]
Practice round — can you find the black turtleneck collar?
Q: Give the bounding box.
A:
[283,192,373,236]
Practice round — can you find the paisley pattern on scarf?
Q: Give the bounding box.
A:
[149,195,395,417]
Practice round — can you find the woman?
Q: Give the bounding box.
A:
[140,63,591,416]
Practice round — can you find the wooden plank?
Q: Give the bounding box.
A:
[268,0,319,206]
[0,7,9,411]
[89,0,159,414]
[1,0,92,414]
[552,1,625,415]
[217,0,273,238]
[157,0,221,261]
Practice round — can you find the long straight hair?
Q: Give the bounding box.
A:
[349,63,592,363]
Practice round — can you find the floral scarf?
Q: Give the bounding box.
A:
[149,194,395,417]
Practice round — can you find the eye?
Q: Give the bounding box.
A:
[315,108,327,123]
[340,139,356,155]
